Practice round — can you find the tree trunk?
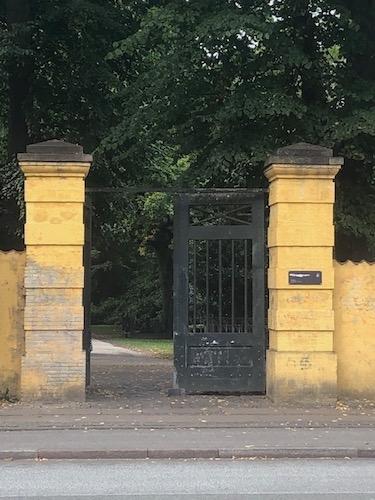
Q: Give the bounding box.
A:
[342,1,375,81]
[6,0,32,154]
[152,224,173,338]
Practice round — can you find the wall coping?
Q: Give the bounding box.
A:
[0,250,26,255]
[19,162,91,178]
[264,164,341,181]
[264,142,344,168]
[17,139,92,163]
[334,260,375,266]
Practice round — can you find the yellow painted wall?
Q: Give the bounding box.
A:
[0,251,25,399]
[334,261,375,399]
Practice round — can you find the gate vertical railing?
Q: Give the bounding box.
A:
[83,194,93,388]
[252,191,266,361]
[173,194,190,386]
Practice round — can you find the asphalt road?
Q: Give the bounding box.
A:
[1,458,375,499]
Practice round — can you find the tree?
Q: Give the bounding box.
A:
[4,0,31,154]
[91,143,191,336]
[327,1,375,259]
[0,0,135,248]
[105,0,375,257]
[1,0,375,334]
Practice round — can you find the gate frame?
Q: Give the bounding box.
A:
[83,187,267,393]
[173,189,267,394]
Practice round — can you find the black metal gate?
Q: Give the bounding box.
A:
[173,190,266,393]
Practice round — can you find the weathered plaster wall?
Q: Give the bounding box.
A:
[0,251,25,399]
[334,261,375,399]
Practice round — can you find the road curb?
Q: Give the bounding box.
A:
[2,423,375,431]
[38,450,148,460]
[218,447,359,458]
[1,447,375,460]
[358,449,375,458]
[0,451,36,460]
[147,449,219,459]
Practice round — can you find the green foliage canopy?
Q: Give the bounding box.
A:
[1,0,375,332]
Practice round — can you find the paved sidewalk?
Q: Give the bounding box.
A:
[1,427,375,460]
[2,342,375,460]
[2,402,375,431]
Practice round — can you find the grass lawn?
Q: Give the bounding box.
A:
[111,338,173,358]
[91,325,173,358]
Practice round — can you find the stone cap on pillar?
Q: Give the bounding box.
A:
[264,142,343,168]
[17,139,93,163]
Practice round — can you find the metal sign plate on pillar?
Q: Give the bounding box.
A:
[173,190,266,394]
[288,271,322,285]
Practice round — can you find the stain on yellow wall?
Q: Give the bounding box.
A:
[0,251,25,399]
[334,261,375,399]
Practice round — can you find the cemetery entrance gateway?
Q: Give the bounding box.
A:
[84,187,266,393]
[173,190,266,393]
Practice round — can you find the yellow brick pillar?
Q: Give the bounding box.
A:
[18,140,92,400]
[265,143,343,403]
